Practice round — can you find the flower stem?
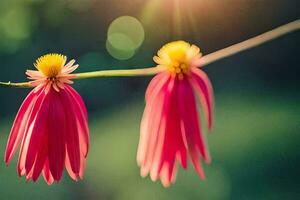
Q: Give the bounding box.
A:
[73,67,163,79]
[195,19,300,66]
[0,81,32,88]
[0,19,299,88]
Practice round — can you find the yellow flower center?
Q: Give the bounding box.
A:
[153,41,202,78]
[34,54,66,78]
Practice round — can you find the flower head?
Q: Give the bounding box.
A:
[5,54,89,185]
[34,54,66,77]
[154,41,202,78]
[26,53,78,94]
[137,41,213,187]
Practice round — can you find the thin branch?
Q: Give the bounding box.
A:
[195,19,300,66]
[73,67,163,80]
[0,19,299,88]
[0,81,32,88]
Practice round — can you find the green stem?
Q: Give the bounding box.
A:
[73,67,163,79]
[0,81,32,88]
[0,19,299,88]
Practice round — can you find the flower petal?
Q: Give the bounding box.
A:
[42,159,54,185]
[65,85,89,157]
[47,89,66,182]
[148,78,176,182]
[17,89,47,176]
[190,67,214,131]
[138,74,170,173]
[60,89,81,179]
[178,78,210,176]
[31,132,48,182]
[24,93,50,176]
[145,72,169,102]
[5,89,39,164]
[140,86,169,177]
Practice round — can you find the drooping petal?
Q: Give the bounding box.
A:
[42,159,54,185]
[138,73,170,165]
[149,113,167,181]
[24,93,50,177]
[190,67,214,131]
[140,82,170,176]
[137,73,171,175]
[65,85,89,158]
[60,89,81,180]
[17,89,47,176]
[65,151,79,181]
[145,72,170,102]
[5,89,39,164]
[78,151,86,179]
[151,78,189,186]
[145,77,174,179]
[47,89,66,182]
[148,77,177,182]
[31,132,48,182]
[160,163,171,187]
[178,78,210,177]
[65,85,87,119]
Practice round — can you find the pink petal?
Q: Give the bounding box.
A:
[65,151,80,181]
[145,72,169,102]
[190,67,214,131]
[151,78,187,184]
[178,78,210,176]
[43,159,54,185]
[47,89,66,182]
[153,78,187,182]
[65,85,87,118]
[63,59,76,69]
[26,70,44,80]
[65,85,89,157]
[24,93,50,176]
[31,132,48,182]
[30,79,47,87]
[137,73,170,166]
[78,152,86,179]
[33,82,47,93]
[60,89,81,178]
[160,163,171,187]
[17,89,47,176]
[62,64,79,74]
[5,89,39,164]
[149,78,176,181]
[138,76,171,176]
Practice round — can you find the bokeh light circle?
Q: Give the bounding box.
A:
[106,33,136,60]
[106,16,145,60]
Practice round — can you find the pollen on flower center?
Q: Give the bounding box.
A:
[153,41,202,78]
[34,54,67,78]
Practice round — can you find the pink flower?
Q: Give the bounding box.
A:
[5,54,89,185]
[137,41,214,187]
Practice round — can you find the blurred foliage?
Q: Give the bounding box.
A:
[0,0,299,199]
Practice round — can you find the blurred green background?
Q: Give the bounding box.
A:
[0,0,299,199]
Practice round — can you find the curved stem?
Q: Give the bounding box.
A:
[0,19,299,88]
